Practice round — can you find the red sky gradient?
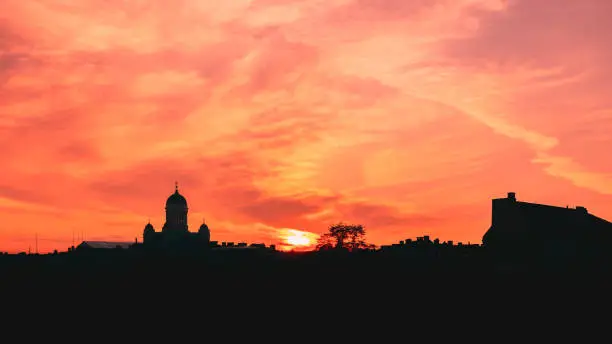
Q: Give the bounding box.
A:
[1,0,611,253]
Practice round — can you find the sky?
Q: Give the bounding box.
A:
[1,0,611,253]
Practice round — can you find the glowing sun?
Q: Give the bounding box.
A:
[282,229,318,249]
[287,233,311,246]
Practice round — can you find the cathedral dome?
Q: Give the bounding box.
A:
[166,183,187,207]
[166,191,187,206]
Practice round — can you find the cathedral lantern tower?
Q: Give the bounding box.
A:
[162,182,189,233]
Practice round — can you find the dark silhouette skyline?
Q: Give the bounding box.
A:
[3,190,612,329]
[3,190,612,260]
[3,190,612,275]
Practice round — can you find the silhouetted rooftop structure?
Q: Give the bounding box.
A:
[380,236,480,250]
[77,241,133,250]
[483,192,612,262]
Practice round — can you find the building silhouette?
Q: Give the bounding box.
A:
[77,241,133,250]
[70,183,278,253]
[482,192,612,263]
[142,183,211,252]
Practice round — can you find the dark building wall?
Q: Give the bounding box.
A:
[483,192,612,261]
[143,230,210,253]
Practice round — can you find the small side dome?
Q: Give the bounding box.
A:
[198,220,210,244]
[198,222,209,234]
[144,222,155,234]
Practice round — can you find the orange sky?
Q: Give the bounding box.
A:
[1,0,611,253]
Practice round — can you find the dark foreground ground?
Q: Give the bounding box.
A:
[3,248,612,296]
[2,248,612,334]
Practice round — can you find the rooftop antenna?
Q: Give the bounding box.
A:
[72,230,75,247]
[35,233,38,254]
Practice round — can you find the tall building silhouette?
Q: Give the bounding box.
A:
[143,183,210,251]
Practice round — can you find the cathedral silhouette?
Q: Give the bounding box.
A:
[142,183,211,251]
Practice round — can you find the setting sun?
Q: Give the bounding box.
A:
[287,232,311,246]
[279,229,319,251]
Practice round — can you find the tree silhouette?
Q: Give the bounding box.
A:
[316,222,373,251]
[316,233,335,250]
